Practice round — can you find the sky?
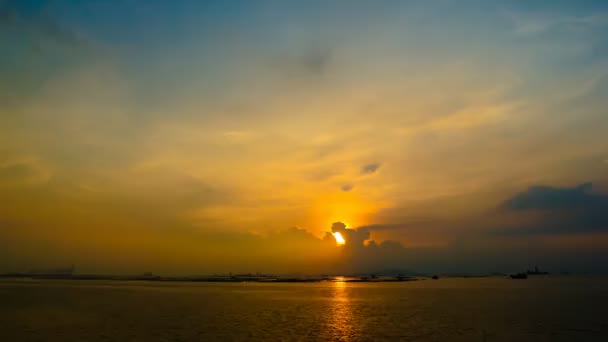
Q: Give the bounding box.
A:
[1,0,608,275]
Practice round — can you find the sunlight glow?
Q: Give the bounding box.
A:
[310,191,383,237]
[333,232,346,245]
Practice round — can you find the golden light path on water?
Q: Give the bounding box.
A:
[327,278,355,340]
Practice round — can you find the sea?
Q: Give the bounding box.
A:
[1,276,607,341]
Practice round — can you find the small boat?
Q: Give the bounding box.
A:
[510,273,527,279]
[432,275,439,280]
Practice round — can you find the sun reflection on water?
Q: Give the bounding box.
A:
[326,278,356,340]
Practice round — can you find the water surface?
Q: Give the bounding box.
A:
[1,276,607,341]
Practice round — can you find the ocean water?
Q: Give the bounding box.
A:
[1,277,607,341]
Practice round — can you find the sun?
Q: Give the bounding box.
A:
[333,232,346,245]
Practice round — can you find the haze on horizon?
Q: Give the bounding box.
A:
[1,0,608,275]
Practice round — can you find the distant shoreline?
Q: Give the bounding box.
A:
[0,274,422,283]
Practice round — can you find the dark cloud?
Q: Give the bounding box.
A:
[499,182,608,234]
[361,163,380,174]
[331,221,346,233]
[0,162,37,180]
[331,222,370,245]
[503,182,602,211]
[357,221,428,231]
[340,183,353,192]
[272,45,332,80]
[0,161,47,185]
[0,219,412,275]
[327,221,409,274]
[299,45,331,74]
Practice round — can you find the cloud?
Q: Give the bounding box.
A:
[499,182,608,234]
[360,163,380,174]
[357,223,417,231]
[326,221,410,274]
[506,9,608,37]
[299,45,332,75]
[330,221,370,245]
[0,162,37,180]
[340,183,353,192]
[330,221,346,233]
[2,1,608,275]
[503,182,601,211]
[0,219,411,275]
[0,160,50,186]
[271,44,333,81]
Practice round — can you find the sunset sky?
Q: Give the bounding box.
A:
[1,0,608,275]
